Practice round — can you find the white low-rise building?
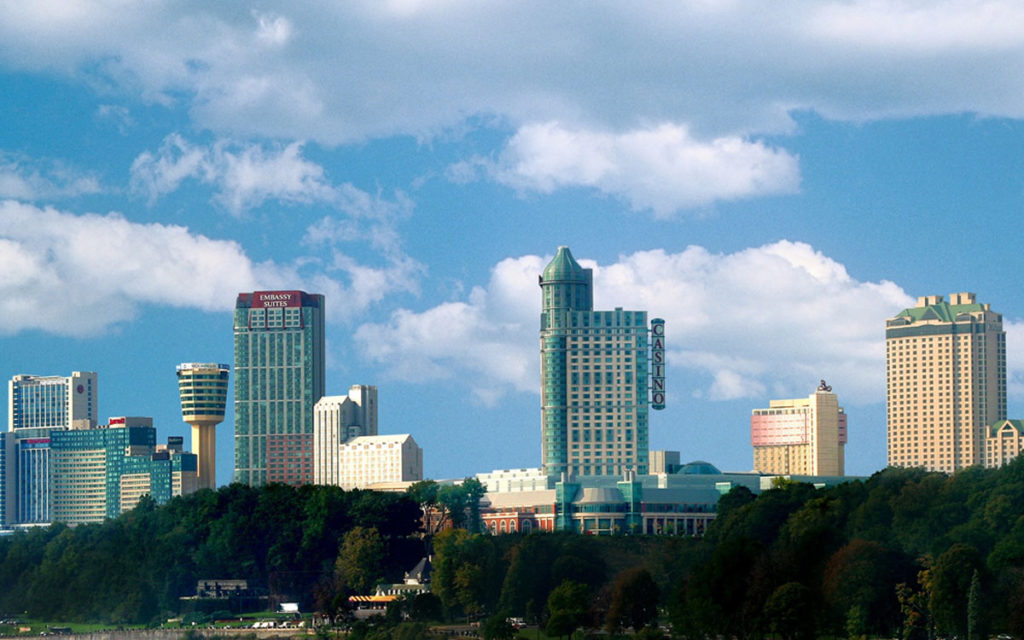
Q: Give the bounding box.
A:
[330,434,423,490]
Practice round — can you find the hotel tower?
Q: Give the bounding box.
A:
[539,246,663,477]
[176,362,229,490]
[886,293,1006,472]
[234,290,325,486]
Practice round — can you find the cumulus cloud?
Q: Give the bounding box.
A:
[0,152,102,201]
[0,200,423,336]
[0,200,286,336]
[130,134,337,214]
[6,3,1024,214]
[4,3,1024,142]
[354,255,544,405]
[355,242,928,405]
[471,121,800,215]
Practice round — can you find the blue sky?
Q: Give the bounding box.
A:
[2,2,1024,484]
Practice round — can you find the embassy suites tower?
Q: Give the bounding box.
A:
[234,290,325,486]
[539,246,664,477]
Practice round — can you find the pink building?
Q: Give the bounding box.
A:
[751,383,847,476]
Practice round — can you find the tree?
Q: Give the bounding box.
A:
[606,568,660,632]
[546,580,589,635]
[481,613,517,640]
[335,526,386,595]
[930,544,983,638]
[763,582,816,640]
[967,570,982,640]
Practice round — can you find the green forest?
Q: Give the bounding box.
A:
[5,459,1024,639]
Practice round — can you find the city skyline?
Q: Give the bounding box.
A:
[3,4,1024,483]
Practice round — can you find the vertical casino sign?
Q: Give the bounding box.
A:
[651,318,666,410]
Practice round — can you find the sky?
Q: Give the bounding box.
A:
[2,1,1024,485]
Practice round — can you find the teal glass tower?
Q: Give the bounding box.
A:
[540,247,650,477]
[233,290,325,486]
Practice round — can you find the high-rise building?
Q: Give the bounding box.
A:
[50,417,197,524]
[539,246,660,477]
[234,290,325,486]
[886,293,1006,472]
[9,371,97,430]
[750,383,847,476]
[176,362,230,490]
[313,385,378,485]
[0,431,12,528]
[7,372,98,524]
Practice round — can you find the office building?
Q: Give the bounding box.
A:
[176,362,230,490]
[313,385,378,485]
[50,418,198,524]
[886,293,1006,472]
[751,383,847,476]
[539,246,661,477]
[329,434,422,490]
[234,290,325,486]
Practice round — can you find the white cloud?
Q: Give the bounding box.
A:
[4,2,1024,142]
[0,200,288,336]
[0,152,102,201]
[0,200,422,336]
[354,255,544,405]
[355,242,930,405]
[479,121,800,215]
[130,134,336,215]
[6,4,1024,215]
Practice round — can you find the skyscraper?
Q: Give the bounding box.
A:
[7,371,97,524]
[176,362,230,490]
[886,292,1006,472]
[313,385,378,485]
[50,417,197,524]
[750,382,847,476]
[539,246,659,477]
[8,371,97,431]
[234,290,325,486]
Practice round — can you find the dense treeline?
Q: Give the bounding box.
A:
[6,459,1024,636]
[672,459,1024,639]
[0,483,423,623]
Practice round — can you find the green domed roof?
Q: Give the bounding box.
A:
[542,246,588,282]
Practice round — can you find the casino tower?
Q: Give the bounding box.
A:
[539,246,663,477]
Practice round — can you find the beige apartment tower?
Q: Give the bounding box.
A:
[750,384,847,476]
[886,293,1006,473]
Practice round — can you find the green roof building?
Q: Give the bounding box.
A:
[886,292,1006,472]
[539,246,655,477]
